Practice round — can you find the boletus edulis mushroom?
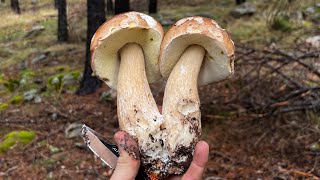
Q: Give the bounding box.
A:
[91,12,235,179]
[159,16,235,177]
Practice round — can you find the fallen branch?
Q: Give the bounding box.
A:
[233,43,320,115]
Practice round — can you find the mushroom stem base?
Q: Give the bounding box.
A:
[162,45,206,175]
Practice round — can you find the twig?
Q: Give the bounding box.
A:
[254,130,270,147]
[234,43,320,115]
[209,150,237,164]
[264,63,303,88]
[0,166,18,177]
[308,156,319,175]
[278,167,320,179]
[279,100,320,113]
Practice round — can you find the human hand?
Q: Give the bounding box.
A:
[110,131,209,180]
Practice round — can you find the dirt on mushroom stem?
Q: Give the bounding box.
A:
[116,43,208,178]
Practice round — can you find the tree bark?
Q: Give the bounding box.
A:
[57,0,68,42]
[236,0,246,5]
[148,0,157,14]
[114,0,129,15]
[106,0,113,14]
[10,0,20,14]
[77,0,106,95]
[54,0,58,9]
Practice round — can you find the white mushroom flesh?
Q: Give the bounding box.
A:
[117,43,169,176]
[162,45,205,173]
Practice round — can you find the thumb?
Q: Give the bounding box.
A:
[110,131,141,180]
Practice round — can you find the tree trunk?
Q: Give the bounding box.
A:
[57,0,68,42]
[236,0,246,5]
[106,0,113,14]
[77,0,106,95]
[10,0,20,14]
[54,0,58,9]
[1,0,5,4]
[114,0,129,15]
[148,0,157,14]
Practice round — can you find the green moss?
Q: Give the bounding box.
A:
[0,103,9,110]
[70,71,80,79]
[39,140,47,146]
[0,130,35,154]
[10,95,23,104]
[271,16,293,32]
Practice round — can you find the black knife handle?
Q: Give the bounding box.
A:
[99,135,150,179]
[101,140,149,179]
[136,166,150,180]
[100,140,120,157]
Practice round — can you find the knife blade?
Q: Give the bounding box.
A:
[82,124,119,168]
[81,124,150,180]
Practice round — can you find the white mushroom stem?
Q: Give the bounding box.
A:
[162,45,205,159]
[117,43,163,157]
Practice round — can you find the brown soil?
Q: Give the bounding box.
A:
[1,81,319,179]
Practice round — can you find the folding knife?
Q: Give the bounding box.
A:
[81,124,150,180]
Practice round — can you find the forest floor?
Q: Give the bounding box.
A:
[0,0,320,179]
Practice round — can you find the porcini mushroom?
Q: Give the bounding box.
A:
[91,13,235,179]
[160,16,235,175]
[90,12,167,177]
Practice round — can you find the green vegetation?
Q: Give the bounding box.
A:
[48,74,64,91]
[3,79,20,92]
[0,103,9,110]
[10,95,23,104]
[0,69,36,93]
[0,130,35,154]
[33,154,66,171]
[47,71,80,92]
[271,16,293,32]
[0,0,317,124]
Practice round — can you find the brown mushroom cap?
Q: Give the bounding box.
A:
[160,17,235,85]
[91,12,164,89]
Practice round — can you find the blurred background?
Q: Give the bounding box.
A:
[0,0,319,179]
